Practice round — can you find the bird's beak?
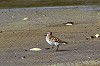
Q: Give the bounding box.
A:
[44,34,47,36]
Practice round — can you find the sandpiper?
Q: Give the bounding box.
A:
[45,32,67,51]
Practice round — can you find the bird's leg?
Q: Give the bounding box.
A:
[56,45,59,51]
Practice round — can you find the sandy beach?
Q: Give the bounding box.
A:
[0,6,100,66]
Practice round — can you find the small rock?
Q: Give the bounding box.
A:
[22,56,26,59]
[25,50,28,51]
[62,22,74,26]
[91,36,95,38]
[0,30,5,33]
[30,48,41,51]
[22,17,29,20]
[43,14,46,16]
[86,37,90,40]
[87,34,100,39]
[95,34,100,38]
[66,23,73,26]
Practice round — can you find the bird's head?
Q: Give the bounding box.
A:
[45,31,52,36]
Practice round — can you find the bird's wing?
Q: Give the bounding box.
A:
[49,36,62,43]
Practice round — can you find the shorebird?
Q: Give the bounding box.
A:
[45,32,67,51]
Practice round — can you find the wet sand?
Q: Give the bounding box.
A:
[0,6,100,66]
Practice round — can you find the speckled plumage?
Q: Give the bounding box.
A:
[45,32,67,51]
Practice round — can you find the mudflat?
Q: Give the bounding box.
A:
[0,6,100,66]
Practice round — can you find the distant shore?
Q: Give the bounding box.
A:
[0,0,100,8]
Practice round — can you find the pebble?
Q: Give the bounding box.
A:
[30,48,41,51]
[21,56,26,59]
[66,23,73,26]
[86,38,89,40]
[62,22,74,26]
[43,14,46,16]
[91,36,95,38]
[22,17,29,20]
[25,50,28,51]
[86,34,100,40]
[66,22,74,26]
[0,30,5,33]
[95,34,100,38]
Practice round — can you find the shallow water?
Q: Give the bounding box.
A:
[0,5,100,11]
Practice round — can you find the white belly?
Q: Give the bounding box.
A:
[46,37,54,45]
